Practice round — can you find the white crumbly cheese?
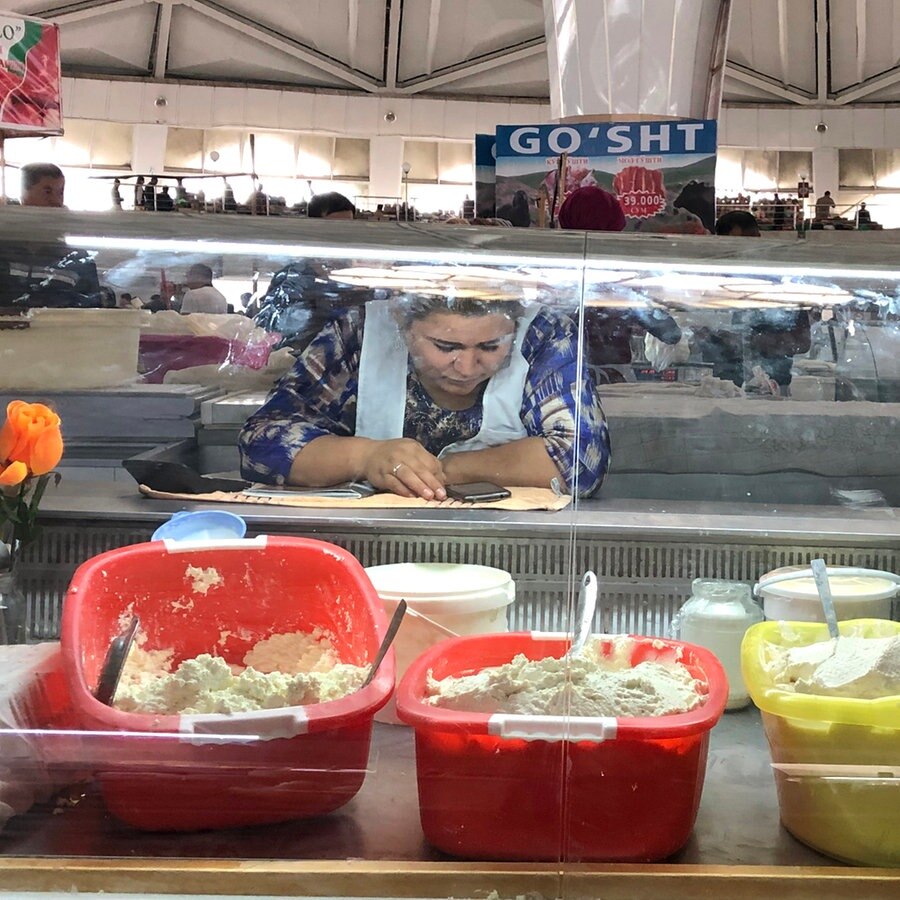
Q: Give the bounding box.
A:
[184,564,223,595]
[242,629,340,674]
[426,637,704,718]
[769,635,900,698]
[114,630,367,714]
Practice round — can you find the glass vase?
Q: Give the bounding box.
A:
[0,542,28,644]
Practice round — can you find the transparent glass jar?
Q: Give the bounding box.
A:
[672,579,764,710]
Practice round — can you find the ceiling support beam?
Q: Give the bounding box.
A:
[384,0,403,89]
[397,35,545,94]
[724,61,816,105]
[776,0,789,86]
[424,0,441,76]
[347,0,359,70]
[150,0,174,79]
[855,0,867,86]
[834,62,900,103]
[35,0,150,25]
[815,0,830,102]
[180,0,380,91]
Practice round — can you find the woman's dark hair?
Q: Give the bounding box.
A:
[307,191,355,218]
[715,209,761,236]
[391,293,525,331]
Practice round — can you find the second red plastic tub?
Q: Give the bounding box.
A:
[396,632,727,862]
[60,535,393,831]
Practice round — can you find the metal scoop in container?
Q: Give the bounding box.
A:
[565,571,598,658]
[95,616,140,706]
[362,599,407,688]
[810,559,841,640]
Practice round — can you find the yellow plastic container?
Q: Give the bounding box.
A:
[741,618,900,866]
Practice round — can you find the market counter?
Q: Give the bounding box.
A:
[17,479,900,642]
[2,710,900,899]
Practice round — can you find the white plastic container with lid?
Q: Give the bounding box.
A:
[672,579,763,710]
[755,565,900,622]
[364,563,515,724]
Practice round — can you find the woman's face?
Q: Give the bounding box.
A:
[405,311,516,398]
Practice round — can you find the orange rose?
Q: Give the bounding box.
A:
[0,400,64,477]
[0,459,28,486]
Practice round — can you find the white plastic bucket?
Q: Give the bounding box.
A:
[365,563,515,724]
[755,565,900,622]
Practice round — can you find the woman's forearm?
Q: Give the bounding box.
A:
[441,437,562,489]
[288,435,376,486]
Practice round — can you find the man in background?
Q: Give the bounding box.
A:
[709,210,810,389]
[558,185,683,382]
[20,162,65,207]
[179,263,228,314]
[0,164,101,308]
[814,190,836,221]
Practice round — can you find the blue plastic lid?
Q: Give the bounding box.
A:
[152,510,247,542]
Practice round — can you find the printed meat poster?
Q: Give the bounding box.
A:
[494,120,717,233]
[0,13,62,133]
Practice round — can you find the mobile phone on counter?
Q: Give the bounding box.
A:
[445,481,511,503]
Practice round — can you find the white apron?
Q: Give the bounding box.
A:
[355,300,540,456]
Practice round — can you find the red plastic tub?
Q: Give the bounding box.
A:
[60,535,393,831]
[396,632,727,862]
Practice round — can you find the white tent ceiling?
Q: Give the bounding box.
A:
[7,0,900,107]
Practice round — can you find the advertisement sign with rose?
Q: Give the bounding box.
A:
[1,401,63,642]
[494,119,718,234]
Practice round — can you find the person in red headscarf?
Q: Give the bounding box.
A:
[558,185,627,232]
[558,186,682,382]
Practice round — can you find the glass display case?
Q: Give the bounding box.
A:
[2,207,900,898]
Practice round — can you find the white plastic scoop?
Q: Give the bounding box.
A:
[566,571,598,658]
[810,558,841,640]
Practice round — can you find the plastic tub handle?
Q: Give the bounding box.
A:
[179,706,309,741]
[162,535,269,553]
[488,713,617,743]
[754,567,900,596]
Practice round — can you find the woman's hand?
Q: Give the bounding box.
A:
[363,438,447,500]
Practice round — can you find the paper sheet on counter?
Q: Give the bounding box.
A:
[138,484,572,511]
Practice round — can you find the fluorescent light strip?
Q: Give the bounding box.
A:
[66,235,900,283]
[64,235,586,271]
[587,259,900,281]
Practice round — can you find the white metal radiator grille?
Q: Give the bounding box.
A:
[17,525,900,641]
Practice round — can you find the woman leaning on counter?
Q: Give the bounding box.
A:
[239,291,610,499]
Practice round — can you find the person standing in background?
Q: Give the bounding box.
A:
[133,176,145,210]
[558,185,683,383]
[142,176,159,211]
[111,178,124,210]
[222,181,237,212]
[711,210,810,389]
[179,263,228,314]
[20,163,65,207]
[814,190,836,221]
[3,165,102,307]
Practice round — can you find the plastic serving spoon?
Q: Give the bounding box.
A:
[362,599,407,688]
[95,615,140,706]
[810,559,841,641]
[566,571,598,658]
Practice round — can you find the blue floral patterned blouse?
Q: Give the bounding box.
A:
[239,305,610,496]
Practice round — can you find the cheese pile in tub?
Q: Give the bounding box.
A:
[767,634,900,699]
[426,636,705,717]
[113,629,368,714]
